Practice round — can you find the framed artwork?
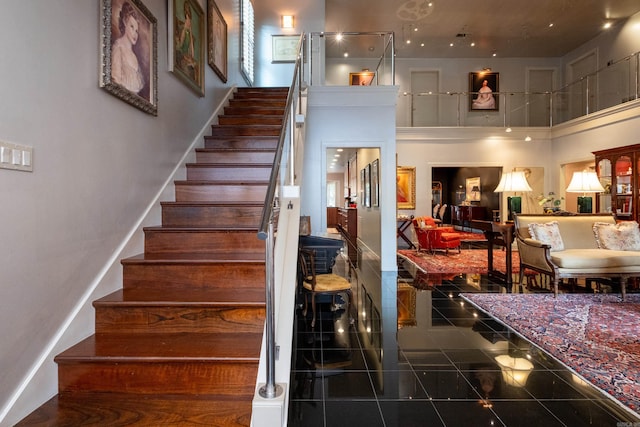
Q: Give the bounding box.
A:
[207,0,227,82]
[371,159,379,207]
[349,71,375,86]
[169,0,205,96]
[364,164,371,208]
[360,168,365,207]
[469,72,499,111]
[466,176,481,202]
[397,282,417,328]
[272,35,300,63]
[397,166,416,210]
[99,0,158,115]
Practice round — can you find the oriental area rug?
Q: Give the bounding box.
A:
[397,248,523,275]
[461,293,640,418]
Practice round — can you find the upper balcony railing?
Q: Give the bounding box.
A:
[303,31,639,128]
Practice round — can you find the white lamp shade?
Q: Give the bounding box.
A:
[494,171,533,193]
[494,355,534,387]
[566,171,606,193]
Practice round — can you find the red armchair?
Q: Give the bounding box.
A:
[412,216,461,254]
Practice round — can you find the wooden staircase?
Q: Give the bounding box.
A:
[17,87,289,426]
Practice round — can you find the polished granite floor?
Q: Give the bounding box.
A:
[288,244,640,427]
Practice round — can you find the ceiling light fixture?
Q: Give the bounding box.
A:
[525,136,532,142]
[336,33,343,41]
[603,22,612,29]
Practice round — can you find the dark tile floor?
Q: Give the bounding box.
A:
[288,244,640,427]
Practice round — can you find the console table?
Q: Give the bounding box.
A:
[451,206,486,230]
[337,208,358,267]
[472,220,515,288]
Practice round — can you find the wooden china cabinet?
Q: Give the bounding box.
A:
[593,144,640,222]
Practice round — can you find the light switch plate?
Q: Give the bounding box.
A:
[0,141,32,172]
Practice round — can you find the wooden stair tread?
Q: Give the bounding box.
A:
[186,162,273,168]
[160,201,264,206]
[95,289,265,305]
[196,147,276,152]
[174,180,269,185]
[122,252,265,263]
[15,393,252,427]
[143,226,261,232]
[56,333,262,361]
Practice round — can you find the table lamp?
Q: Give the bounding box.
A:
[566,170,605,213]
[471,185,481,201]
[494,171,533,221]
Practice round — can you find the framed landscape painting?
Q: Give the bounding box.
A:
[99,0,158,115]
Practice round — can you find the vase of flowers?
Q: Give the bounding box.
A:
[537,192,564,213]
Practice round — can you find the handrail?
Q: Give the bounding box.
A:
[256,33,304,400]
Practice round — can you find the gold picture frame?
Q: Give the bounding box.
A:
[207,0,227,83]
[99,0,158,115]
[466,176,481,202]
[349,71,375,86]
[397,166,416,210]
[169,0,205,96]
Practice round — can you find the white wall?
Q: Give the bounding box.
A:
[561,11,640,83]
[253,0,325,87]
[0,0,244,424]
[302,86,399,272]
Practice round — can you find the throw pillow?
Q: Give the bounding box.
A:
[528,221,565,251]
[593,221,640,251]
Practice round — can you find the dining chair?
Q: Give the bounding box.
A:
[298,248,352,328]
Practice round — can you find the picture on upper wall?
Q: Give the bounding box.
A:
[397,166,416,210]
[169,0,205,96]
[469,72,499,111]
[350,71,375,86]
[207,0,227,82]
[99,0,158,115]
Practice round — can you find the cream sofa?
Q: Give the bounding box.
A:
[514,213,640,299]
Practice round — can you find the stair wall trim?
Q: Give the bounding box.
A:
[251,191,300,427]
[0,87,238,427]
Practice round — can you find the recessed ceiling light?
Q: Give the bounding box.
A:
[525,136,532,142]
[421,43,425,47]
[492,52,497,57]
[470,42,475,47]
[406,39,411,44]
[336,33,343,41]
[449,43,454,47]
[343,52,349,57]
[337,148,344,152]
[603,22,612,29]
[414,27,418,32]
[549,23,554,28]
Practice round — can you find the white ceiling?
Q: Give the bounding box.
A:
[324,0,640,58]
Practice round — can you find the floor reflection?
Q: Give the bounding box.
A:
[288,252,640,426]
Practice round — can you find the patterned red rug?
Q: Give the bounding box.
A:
[398,248,523,275]
[461,293,640,418]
